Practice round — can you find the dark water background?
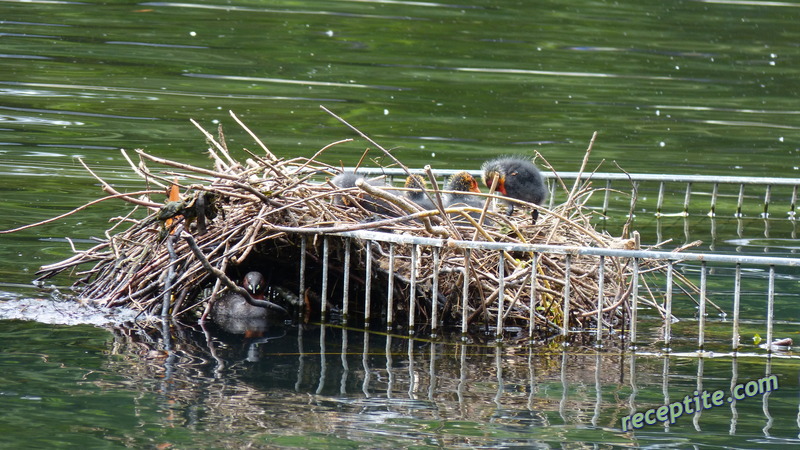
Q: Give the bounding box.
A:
[1,0,799,447]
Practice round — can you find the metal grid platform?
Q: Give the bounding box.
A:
[295,170,800,352]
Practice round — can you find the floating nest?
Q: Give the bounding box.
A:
[23,109,701,339]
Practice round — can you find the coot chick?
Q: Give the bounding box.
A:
[443,172,492,224]
[444,171,483,208]
[404,174,436,210]
[481,156,547,216]
[211,271,270,334]
[331,172,398,216]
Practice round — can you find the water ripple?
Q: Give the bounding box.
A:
[106,41,208,49]
[653,104,800,115]
[0,54,51,60]
[185,72,408,91]
[690,119,800,130]
[695,0,800,7]
[0,105,158,121]
[0,20,70,27]
[142,2,423,20]
[0,0,85,4]
[0,81,343,102]
[455,66,697,82]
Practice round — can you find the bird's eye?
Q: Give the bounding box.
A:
[510,171,518,177]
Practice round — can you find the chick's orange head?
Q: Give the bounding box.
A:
[468,176,481,193]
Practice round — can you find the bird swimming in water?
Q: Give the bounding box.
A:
[210,271,271,335]
[330,172,398,216]
[404,174,436,210]
[481,156,547,216]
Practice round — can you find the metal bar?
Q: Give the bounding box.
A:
[361,330,370,397]
[342,238,351,323]
[432,248,440,335]
[428,340,437,401]
[698,261,707,351]
[791,185,797,218]
[387,243,395,330]
[562,254,571,336]
[603,180,611,216]
[664,262,673,349]
[736,184,745,217]
[341,167,800,186]
[497,255,504,341]
[321,236,329,320]
[409,244,417,335]
[529,253,537,339]
[596,255,604,343]
[766,265,775,352]
[462,250,471,338]
[630,258,640,346]
[331,230,800,267]
[656,181,665,216]
[340,329,348,395]
[299,237,306,321]
[683,182,692,216]
[364,240,372,327]
[317,325,326,395]
[732,263,741,350]
[709,183,719,217]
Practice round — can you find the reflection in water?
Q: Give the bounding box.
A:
[95,321,799,447]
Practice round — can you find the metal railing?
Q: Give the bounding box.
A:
[295,228,800,353]
[344,168,800,219]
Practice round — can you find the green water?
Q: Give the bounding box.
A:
[2,0,799,447]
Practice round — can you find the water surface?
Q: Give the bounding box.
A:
[1,0,799,447]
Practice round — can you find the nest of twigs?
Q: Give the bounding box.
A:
[25,108,695,337]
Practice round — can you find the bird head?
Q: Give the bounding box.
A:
[482,170,507,195]
[243,271,265,298]
[448,172,482,193]
[404,174,427,191]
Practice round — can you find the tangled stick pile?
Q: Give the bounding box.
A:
[28,110,699,336]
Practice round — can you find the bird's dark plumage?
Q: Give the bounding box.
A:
[444,172,483,208]
[404,174,436,210]
[331,172,397,216]
[211,271,270,334]
[481,156,547,215]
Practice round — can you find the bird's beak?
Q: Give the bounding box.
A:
[469,180,481,193]
[495,176,507,195]
[485,172,507,195]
